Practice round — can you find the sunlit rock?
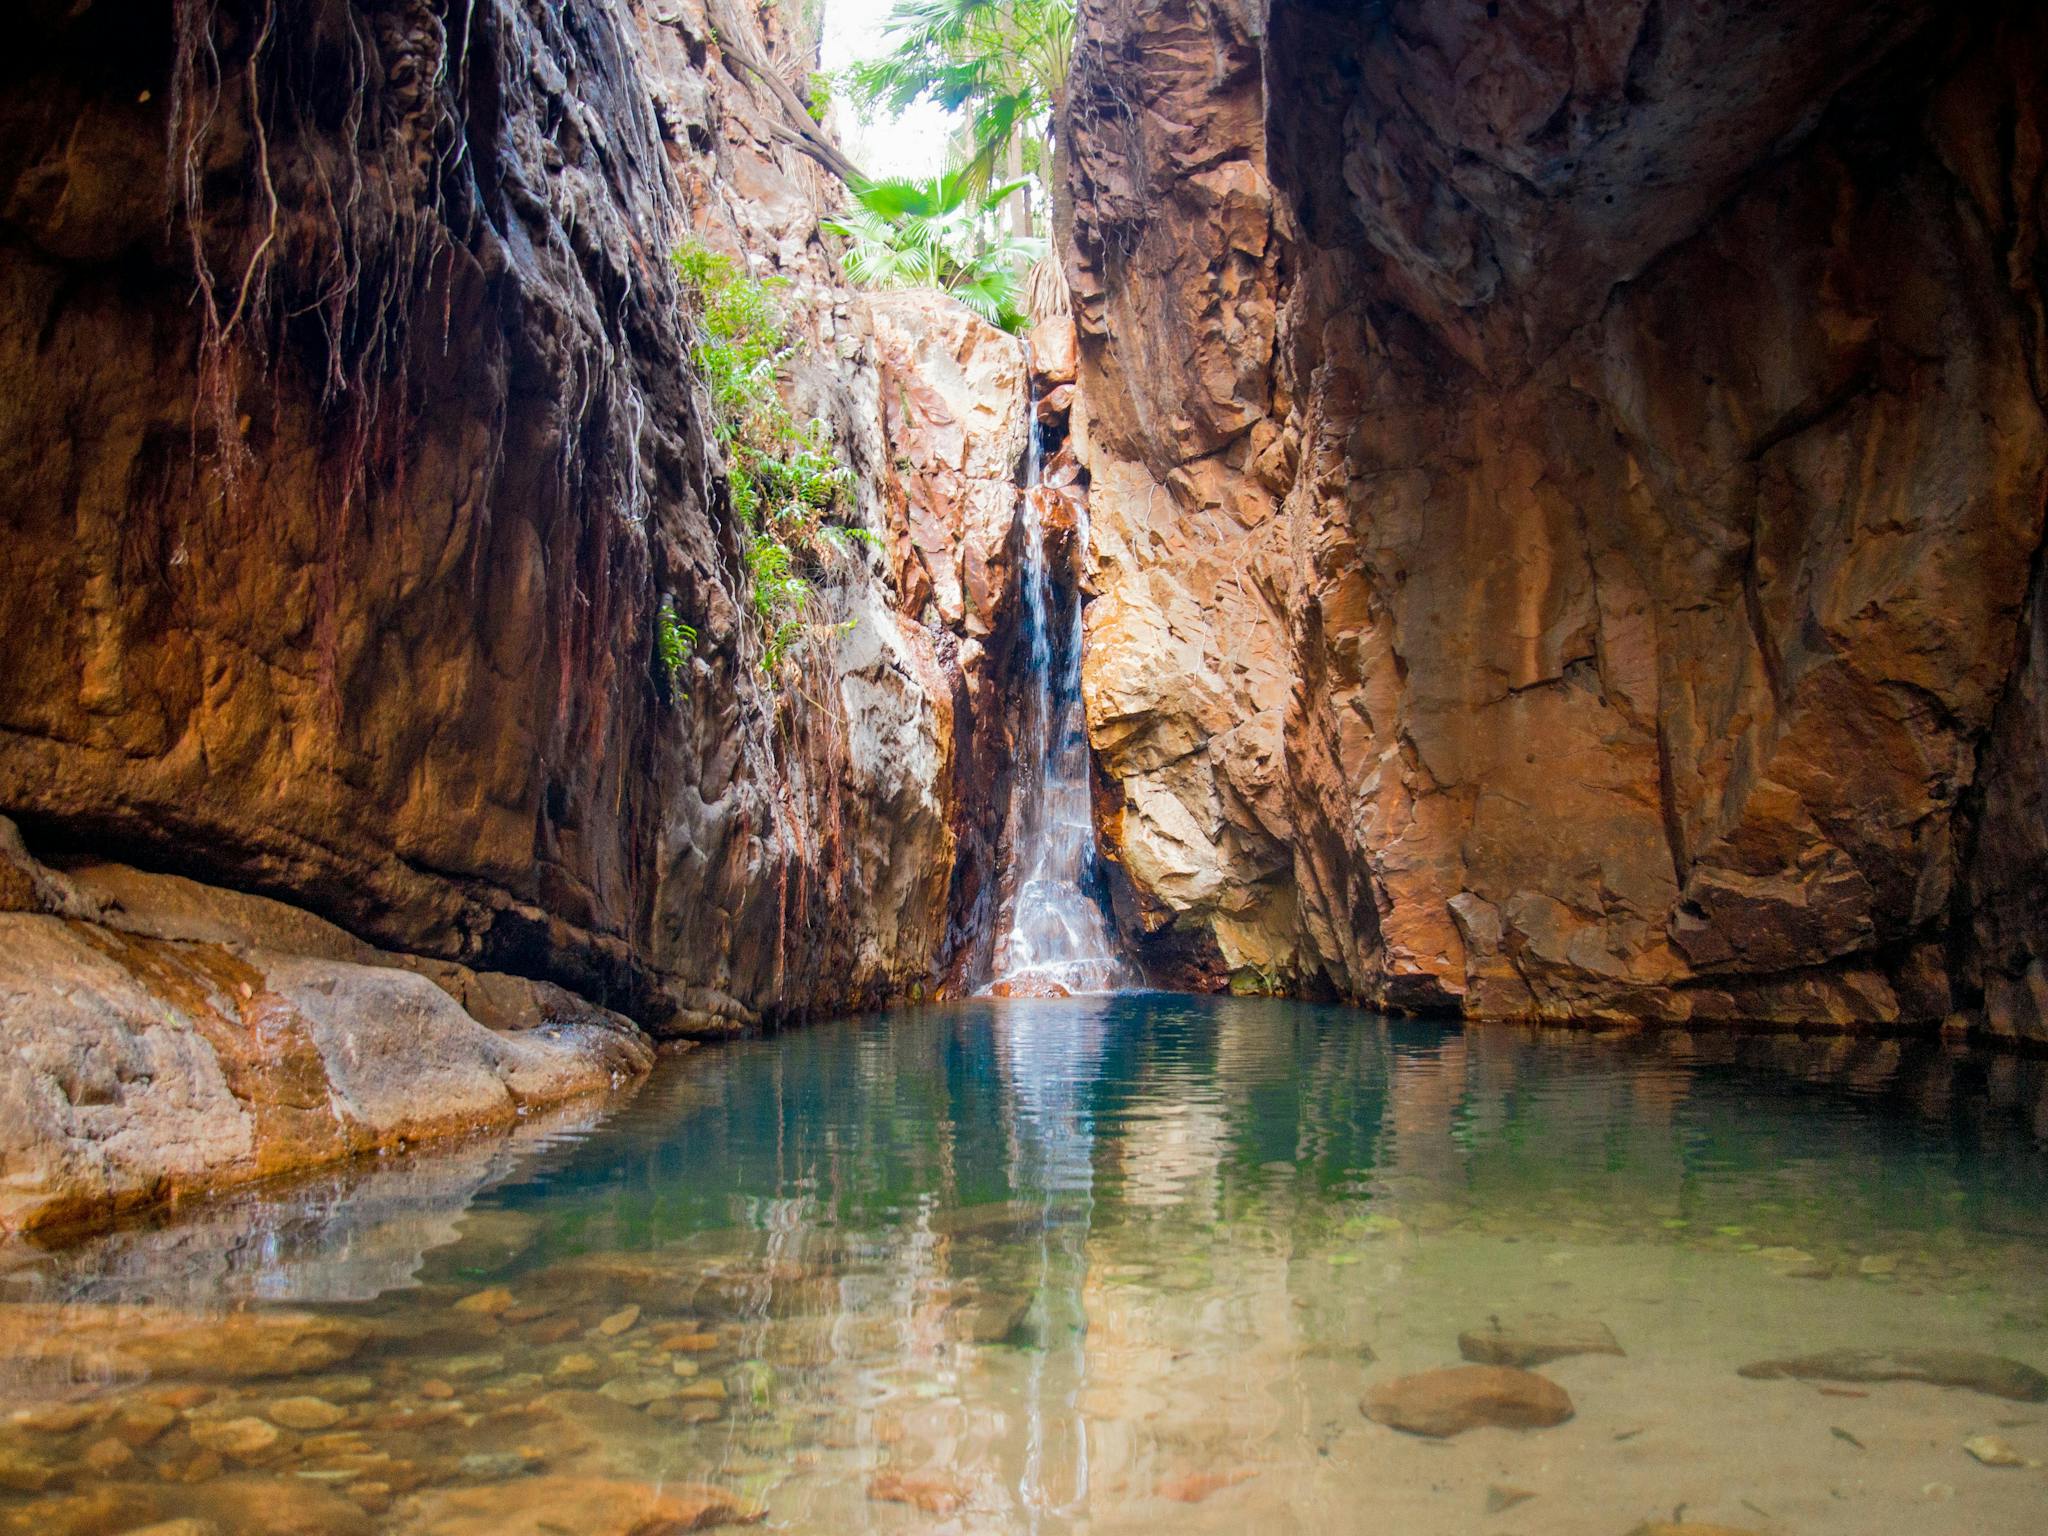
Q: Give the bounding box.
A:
[1737,1349,2048,1401]
[1361,1365,1575,1437]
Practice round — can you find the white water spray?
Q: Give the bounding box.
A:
[984,364,1133,996]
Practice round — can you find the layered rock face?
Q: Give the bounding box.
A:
[1064,0,2048,1029]
[0,819,653,1234]
[0,0,1034,1225]
[0,0,1026,1029]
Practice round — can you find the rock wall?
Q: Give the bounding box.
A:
[0,820,653,1234]
[0,0,1040,1226]
[1063,0,2048,1031]
[0,0,1026,1041]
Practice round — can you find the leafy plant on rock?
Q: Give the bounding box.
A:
[824,172,1043,332]
[655,597,697,696]
[672,238,864,683]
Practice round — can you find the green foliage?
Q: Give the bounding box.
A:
[672,238,867,682]
[846,0,1074,193]
[824,172,1044,332]
[655,596,698,694]
[804,71,834,125]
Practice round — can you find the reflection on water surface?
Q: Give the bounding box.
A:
[4,995,2047,1534]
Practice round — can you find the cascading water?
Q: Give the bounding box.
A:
[983,365,1134,996]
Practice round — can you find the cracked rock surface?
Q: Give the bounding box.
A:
[1062,0,2048,1029]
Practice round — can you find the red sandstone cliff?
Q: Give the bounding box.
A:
[0,0,1029,1228]
[1063,0,2048,1035]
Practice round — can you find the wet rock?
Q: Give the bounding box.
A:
[946,1291,1032,1345]
[988,977,1072,999]
[188,1417,285,1462]
[597,1377,680,1409]
[81,1437,134,1473]
[1035,383,1077,425]
[659,1330,721,1354]
[1361,1366,1574,1437]
[1458,1315,1623,1368]
[456,1451,534,1481]
[594,1306,641,1338]
[550,1354,601,1383]
[393,1474,762,1534]
[437,1353,504,1378]
[0,1443,63,1493]
[1027,317,1078,387]
[1157,1467,1257,1502]
[1963,1434,2035,1467]
[1737,1349,2048,1401]
[0,1305,370,1382]
[177,1452,226,1484]
[867,1470,969,1514]
[0,901,651,1236]
[1755,1247,1834,1280]
[689,1270,840,1320]
[12,1401,100,1433]
[267,1398,347,1432]
[111,1402,181,1447]
[453,1290,517,1318]
[928,1201,1049,1240]
[349,1483,393,1516]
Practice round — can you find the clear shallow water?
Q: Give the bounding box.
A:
[4,996,2048,1534]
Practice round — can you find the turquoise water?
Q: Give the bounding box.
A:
[3,995,2048,1533]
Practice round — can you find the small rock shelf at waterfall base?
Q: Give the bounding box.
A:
[3,995,2047,1535]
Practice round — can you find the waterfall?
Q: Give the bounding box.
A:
[984,366,1133,997]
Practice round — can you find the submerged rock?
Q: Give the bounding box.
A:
[188,1418,285,1462]
[1457,1314,1623,1368]
[393,1475,762,1534]
[1962,1434,2036,1467]
[593,1306,642,1338]
[928,1201,1049,1240]
[0,1477,372,1536]
[1361,1365,1574,1437]
[1736,1349,2048,1401]
[1157,1468,1258,1503]
[452,1289,517,1318]
[945,1290,1033,1346]
[0,1305,369,1383]
[867,1470,969,1515]
[265,1398,347,1432]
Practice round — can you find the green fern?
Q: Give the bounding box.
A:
[655,597,698,696]
[673,238,874,684]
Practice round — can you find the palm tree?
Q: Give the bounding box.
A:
[845,0,1075,232]
[824,172,1045,332]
